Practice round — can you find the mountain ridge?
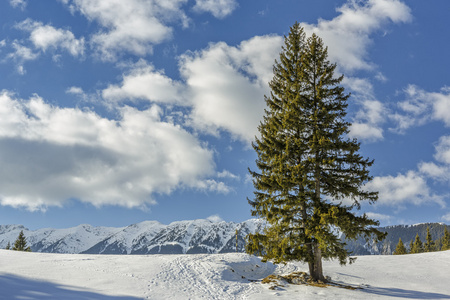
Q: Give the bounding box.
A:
[0,219,266,255]
[1,219,448,255]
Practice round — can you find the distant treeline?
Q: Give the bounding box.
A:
[393,226,450,255]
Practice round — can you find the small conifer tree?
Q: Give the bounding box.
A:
[5,242,11,250]
[410,233,423,254]
[393,238,407,255]
[442,227,450,251]
[424,227,435,252]
[12,230,31,252]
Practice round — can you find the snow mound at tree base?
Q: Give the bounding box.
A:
[262,271,362,291]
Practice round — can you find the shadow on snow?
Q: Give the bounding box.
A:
[0,274,141,300]
[363,285,450,299]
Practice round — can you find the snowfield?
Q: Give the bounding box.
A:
[1,250,450,299]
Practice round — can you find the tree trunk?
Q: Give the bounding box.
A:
[300,201,316,281]
[310,242,326,282]
[310,140,325,282]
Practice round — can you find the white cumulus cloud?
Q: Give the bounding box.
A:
[65,0,189,61]
[102,60,185,105]
[364,171,444,207]
[193,0,238,18]
[98,34,281,143]
[418,162,448,181]
[349,123,384,141]
[392,85,450,132]
[217,170,240,180]
[349,99,386,141]
[179,35,282,142]
[17,19,85,57]
[418,135,450,182]
[6,41,40,74]
[0,91,220,211]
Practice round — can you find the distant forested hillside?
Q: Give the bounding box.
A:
[344,223,450,255]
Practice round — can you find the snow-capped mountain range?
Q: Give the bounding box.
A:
[2,220,449,255]
[0,219,265,255]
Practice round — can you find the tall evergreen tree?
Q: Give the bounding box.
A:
[246,23,385,282]
[410,233,423,254]
[442,227,450,251]
[393,238,407,255]
[12,230,31,252]
[424,227,435,252]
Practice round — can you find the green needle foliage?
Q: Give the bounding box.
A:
[393,238,407,255]
[441,227,450,251]
[246,23,385,282]
[424,227,435,252]
[12,230,31,252]
[410,233,423,254]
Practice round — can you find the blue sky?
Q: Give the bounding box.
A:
[0,0,450,230]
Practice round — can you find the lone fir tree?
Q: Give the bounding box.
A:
[246,23,385,282]
[12,230,31,252]
[424,227,435,252]
[393,238,407,255]
[410,233,423,254]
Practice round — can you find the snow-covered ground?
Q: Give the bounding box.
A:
[1,249,449,299]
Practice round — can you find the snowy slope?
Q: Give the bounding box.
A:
[1,249,449,299]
